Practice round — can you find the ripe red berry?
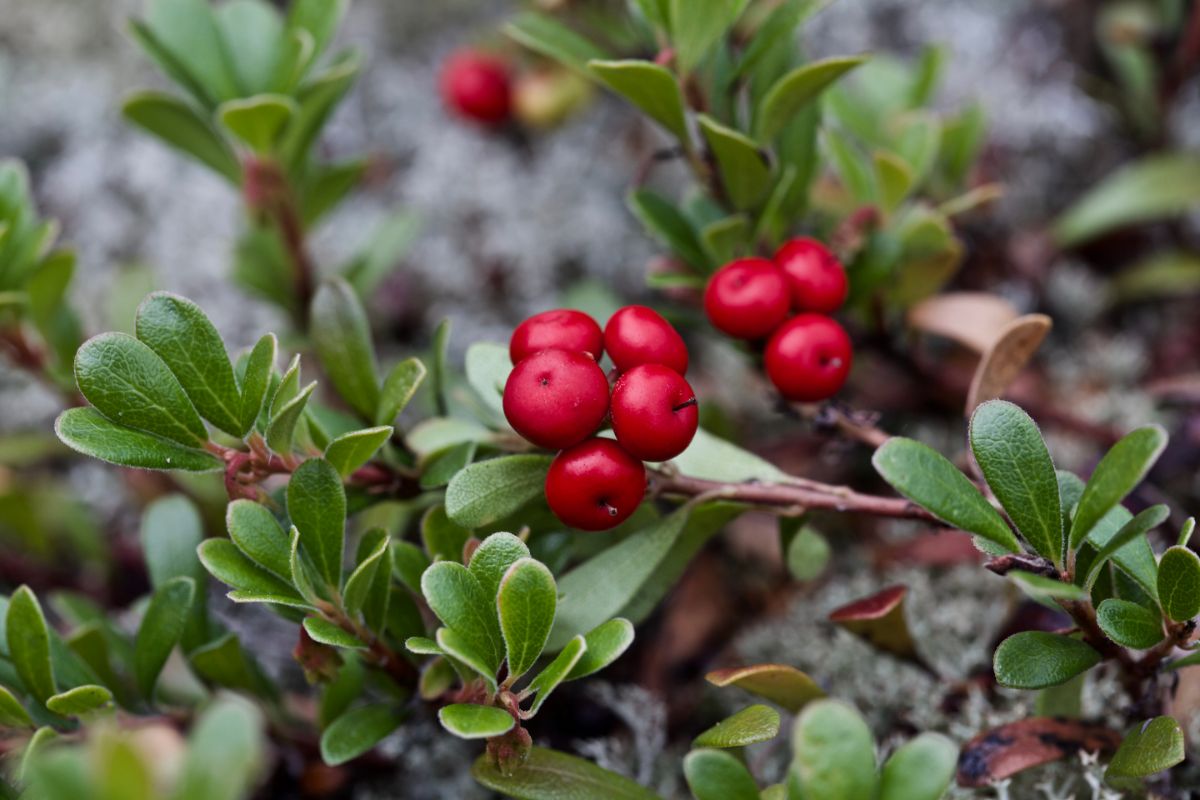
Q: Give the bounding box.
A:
[704,258,790,340]
[774,237,848,313]
[544,438,646,530]
[610,364,699,461]
[439,50,512,125]
[603,305,688,375]
[764,314,853,402]
[502,350,609,449]
[509,309,604,364]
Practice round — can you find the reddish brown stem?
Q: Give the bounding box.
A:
[244,159,317,328]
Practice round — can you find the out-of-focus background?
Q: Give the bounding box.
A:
[2,1,1199,796]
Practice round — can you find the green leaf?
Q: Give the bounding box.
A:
[421,562,504,675]
[878,733,958,800]
[265,380,315,454]
[436,627,499,691]
[1083,504,1169,591]
[874,151,914,211]
[790,700,877,800]
[0,685,32,728]
[627,189,712,271]
[324,426,392,478]
[694,704,780,748]
[872,437,1020,553]
[504,12,610,75]
[280,50,362,169]
[301,158,366,226]
[237,333,276,436]
[319,703,405,766]
[7,586,55,703]
[287,0,346,59]
[45,684,112,717]
[135,292,242,437]
[75,332,209,446]
[189,633,263,693]
[1068,425,1168,551]
[303,617,366,649]
[141,494,208,649]
[134,576,195,698]
[993,632,1101,689]
[127,19,217,108]
[219,94,296,154]
[1106,716,1185,780]
[392,540,432,594]
[438,703,515,739]
[311,279,380,420]
[445,455,553,529]
[698,115,771,210]
[1009,570,1086,606]
[1157,545,1200,622]
[588,60,690,143]
[376,357,427,426]
[55,407,222,472]
[343,529,389,619]
[1053,154,1200,247]
[216,0,284,91]
[1096,599,1164,649]
[969,400,1063,564]
[525,635,586,716]
[822,127,876,203]
[785,524,831,582]
[706,663,825,713]
[566,618,634,681]
[356,529,392,633]
[755,56,868,141]
[198,538,307,603]
[498,558,557,681]
[684,748,760,800]
[226,499,292,581]
[430,318,451,417]
[699,215,751,263]
[670,0,747,74]
[473,746,662,800]
[144,0,240,102]
[174,696,265,800]
[287,458,347,589]
[673,429,788,483]
[122,92,241,183]
[422,505,472,564]
[469,533,531,601]
[1167,651,1200,671]
[1177,517,1195,548]
[465,343,511,421]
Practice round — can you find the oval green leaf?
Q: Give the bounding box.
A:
[472,746,662,800]
[319,704,405,766]
[693,704,780,748]
[683,748,760,800]
[1096,599,1164,650]
[445,455,552,529]
[438,703,515,740]
[1157,545,1200,622]
[311,278,379,421]
[993,631,1101,689]
[498,558,557,680]
[1068,425,1167,551]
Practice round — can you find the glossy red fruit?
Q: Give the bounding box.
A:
[509,309,604,364]
[603,305,689,375]
[544,438,646,530]
[774,237,848,313]
[704,258,790,340]
[764,314,853,402]
[610,364,699,461]
[502,350,609,449]
[439,50,512,125]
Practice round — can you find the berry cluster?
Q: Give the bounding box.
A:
[704,237,853,403]
[502,307,698,531]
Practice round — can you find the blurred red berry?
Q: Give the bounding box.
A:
[440,50,512,125]
[774,237,848,313]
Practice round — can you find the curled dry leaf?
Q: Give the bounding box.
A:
[907,292,1019,354]
[956,717,1121,787]
[965,313,1052,417]
[828,585,921,665]
[705,663,825,713]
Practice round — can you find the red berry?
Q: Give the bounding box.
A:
[544,438,646,530]
[603,305,688,375]
[440,50,512,125]
[610,364,699,461]
[774,237,848,313]
[502,350,609,449]
[764,314,853,402]
[704,258,790,340]
[509,309,604,364]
